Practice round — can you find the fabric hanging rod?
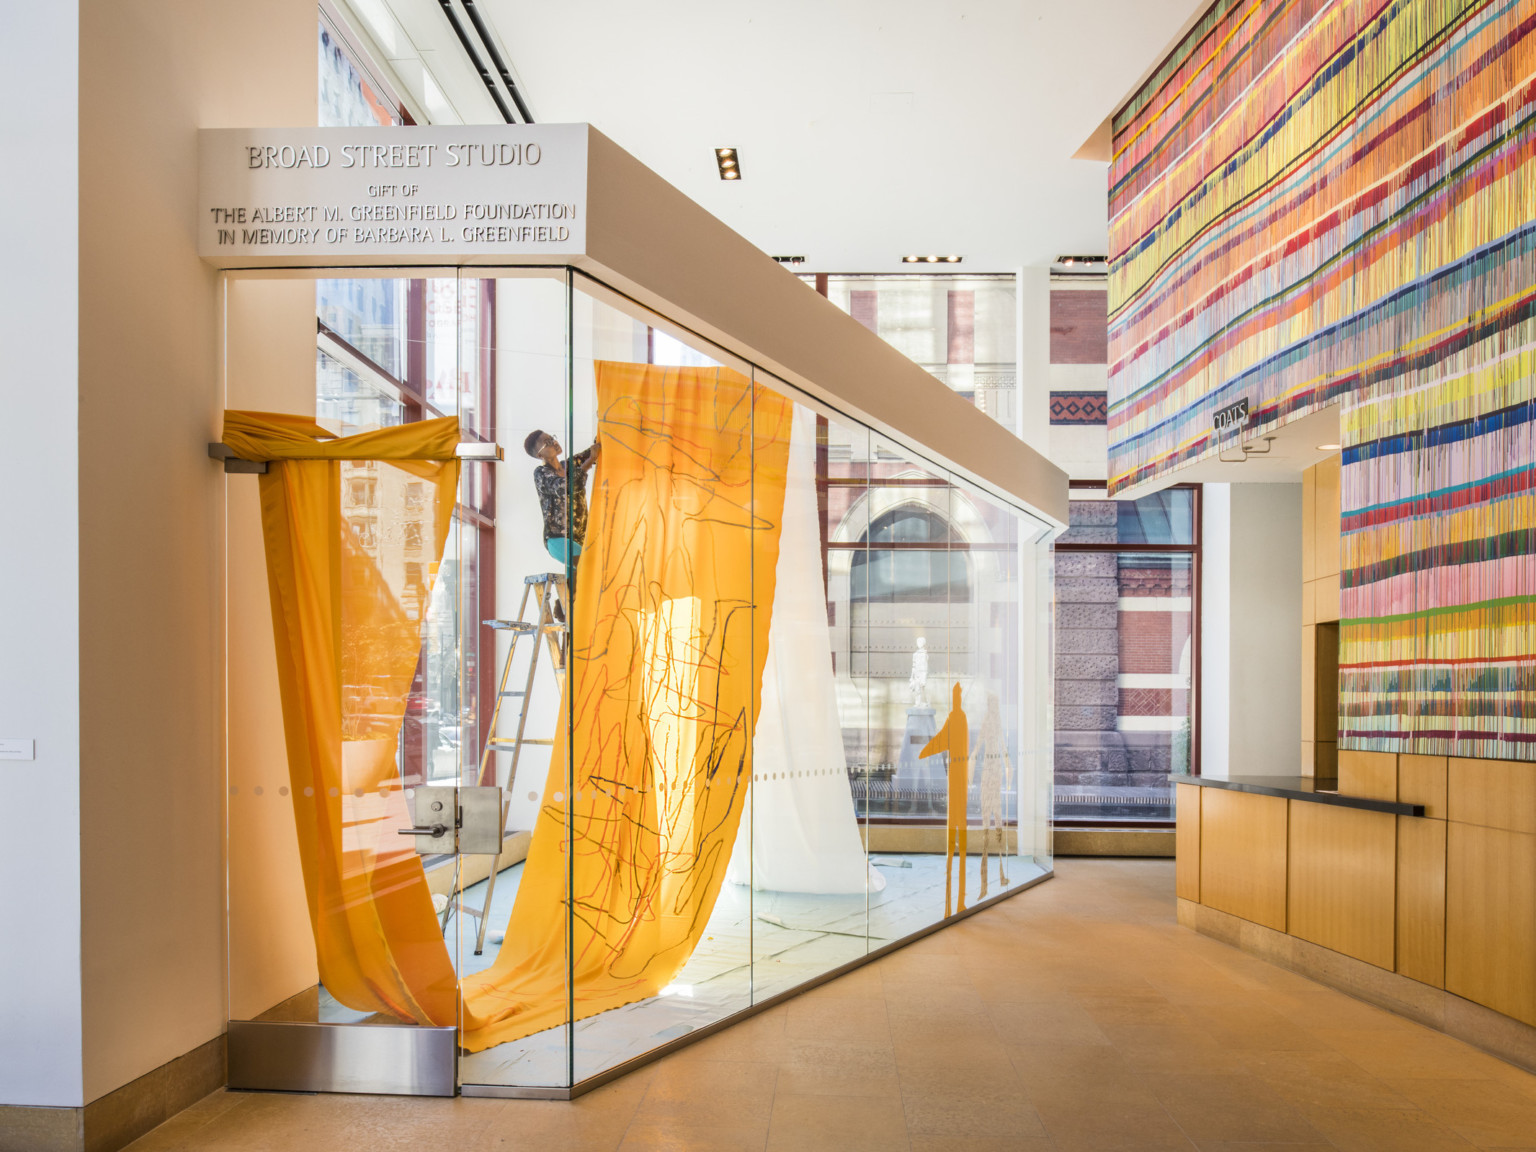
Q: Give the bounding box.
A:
[208,440,501,473]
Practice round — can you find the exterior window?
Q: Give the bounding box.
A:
[850,507,971,603]
[812,275,1019,432]
[318,21,405,128]
[315,277,497,785]
[1054,484,1200,824]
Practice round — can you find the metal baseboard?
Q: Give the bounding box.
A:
[228,1020,456,1097]
[461,864,1055,1099]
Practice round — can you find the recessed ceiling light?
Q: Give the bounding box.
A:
[714,147,741,180]
[1055,254,1107,266]
[772,255,807,265]
[902,254,963,264]
[1316,443,1342,451]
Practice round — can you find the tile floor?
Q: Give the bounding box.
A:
[127,859,1536,1151]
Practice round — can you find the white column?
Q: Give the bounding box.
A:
[0,0,83,1107]
[1201,483,1303,779]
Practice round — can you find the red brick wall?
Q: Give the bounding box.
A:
[947,290,974,364]
[1050,290,1108,364]
[850,290,877,332]
[1118,610,1190,675]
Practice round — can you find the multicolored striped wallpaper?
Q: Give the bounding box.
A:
[1108,0,1536,759]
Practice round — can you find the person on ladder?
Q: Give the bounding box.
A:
[524,429,599,617]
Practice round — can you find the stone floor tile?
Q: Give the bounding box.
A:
[120,861,1536,1152]
[1139,1070,1327,1144]
[634,1059,779,1129]
[1381,1077,1536,1148]
[617,1117,767,1152]
[1296,1102,1480,1151]
[764,1093,912,1152]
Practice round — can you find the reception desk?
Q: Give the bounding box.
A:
[1176,751,1536,1072]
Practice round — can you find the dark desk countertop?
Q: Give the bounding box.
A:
[1172,773,1425,817]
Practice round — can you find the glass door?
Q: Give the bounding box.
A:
[224,270,471,1095]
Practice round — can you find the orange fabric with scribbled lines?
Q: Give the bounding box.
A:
[461,362,792,1051]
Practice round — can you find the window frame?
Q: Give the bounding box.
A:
[1053,479,1202,828]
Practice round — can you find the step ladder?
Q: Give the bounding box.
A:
[441,571,570,955]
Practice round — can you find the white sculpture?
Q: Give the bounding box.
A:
[974,692,1013,898]
[908,637,930,708]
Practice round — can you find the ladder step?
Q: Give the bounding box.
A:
[484,619,537,632]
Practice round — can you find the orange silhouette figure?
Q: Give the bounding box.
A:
[920,683,969,916]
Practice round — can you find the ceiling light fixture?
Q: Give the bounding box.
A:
[1055,255,1107,267]
[901,255,963,264]
[715,147,741,180]
[772,256,807,265]
[1316,443,1342,451]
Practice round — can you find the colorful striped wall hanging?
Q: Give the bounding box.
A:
[1108,0,1536,760]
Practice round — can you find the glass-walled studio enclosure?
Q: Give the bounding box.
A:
[223,266,1054,1093]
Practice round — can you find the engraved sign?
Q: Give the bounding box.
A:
[199,125,587,265]
[1212,397,1249,432]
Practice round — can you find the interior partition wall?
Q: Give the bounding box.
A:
[223,265,1055,1095]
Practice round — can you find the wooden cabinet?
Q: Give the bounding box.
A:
[1446,822,1536,1026]
[1397,814,1446,987]
[1176,782,1200,902]
[1199,788,1288,930]
[1287,802,1396,970]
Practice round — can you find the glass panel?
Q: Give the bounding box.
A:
[821,414,875,955]
[745,386,873,998]
[862,433,955,940]
[557,273,758,1083]
[1055,485,1195,823]
[819,274,1019,432]
[453,269,572,1090]
[224,273,462,1037]
[1058,486,1195,546]
[317,277,408,379]
[318,22,403,128]
[1054,551,1191,822]
[949,473,1055,897]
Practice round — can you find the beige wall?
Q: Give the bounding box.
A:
[78,0,314,1103]
[224,277,321,1021]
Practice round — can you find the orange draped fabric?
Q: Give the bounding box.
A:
[460,362,793,1051]
[229,411,464,1026]
[233,368,792,1051]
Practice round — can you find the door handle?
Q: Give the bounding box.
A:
[398,824,450,838]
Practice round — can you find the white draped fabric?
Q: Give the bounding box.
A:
[728,406,884,894]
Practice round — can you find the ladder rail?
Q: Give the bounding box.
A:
[473,576,541,788]
[454,571,570,956]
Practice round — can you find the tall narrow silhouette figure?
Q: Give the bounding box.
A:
[920,683,969,916]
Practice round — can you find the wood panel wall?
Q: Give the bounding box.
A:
[1177,751,1536,1030]
[1198,788,1287,930]
[1287,802,1396,969]
[1176,782,1200,901]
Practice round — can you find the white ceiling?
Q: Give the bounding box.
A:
[475,0,1208,273]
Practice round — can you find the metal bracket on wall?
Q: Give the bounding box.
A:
[208,443,267,474]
